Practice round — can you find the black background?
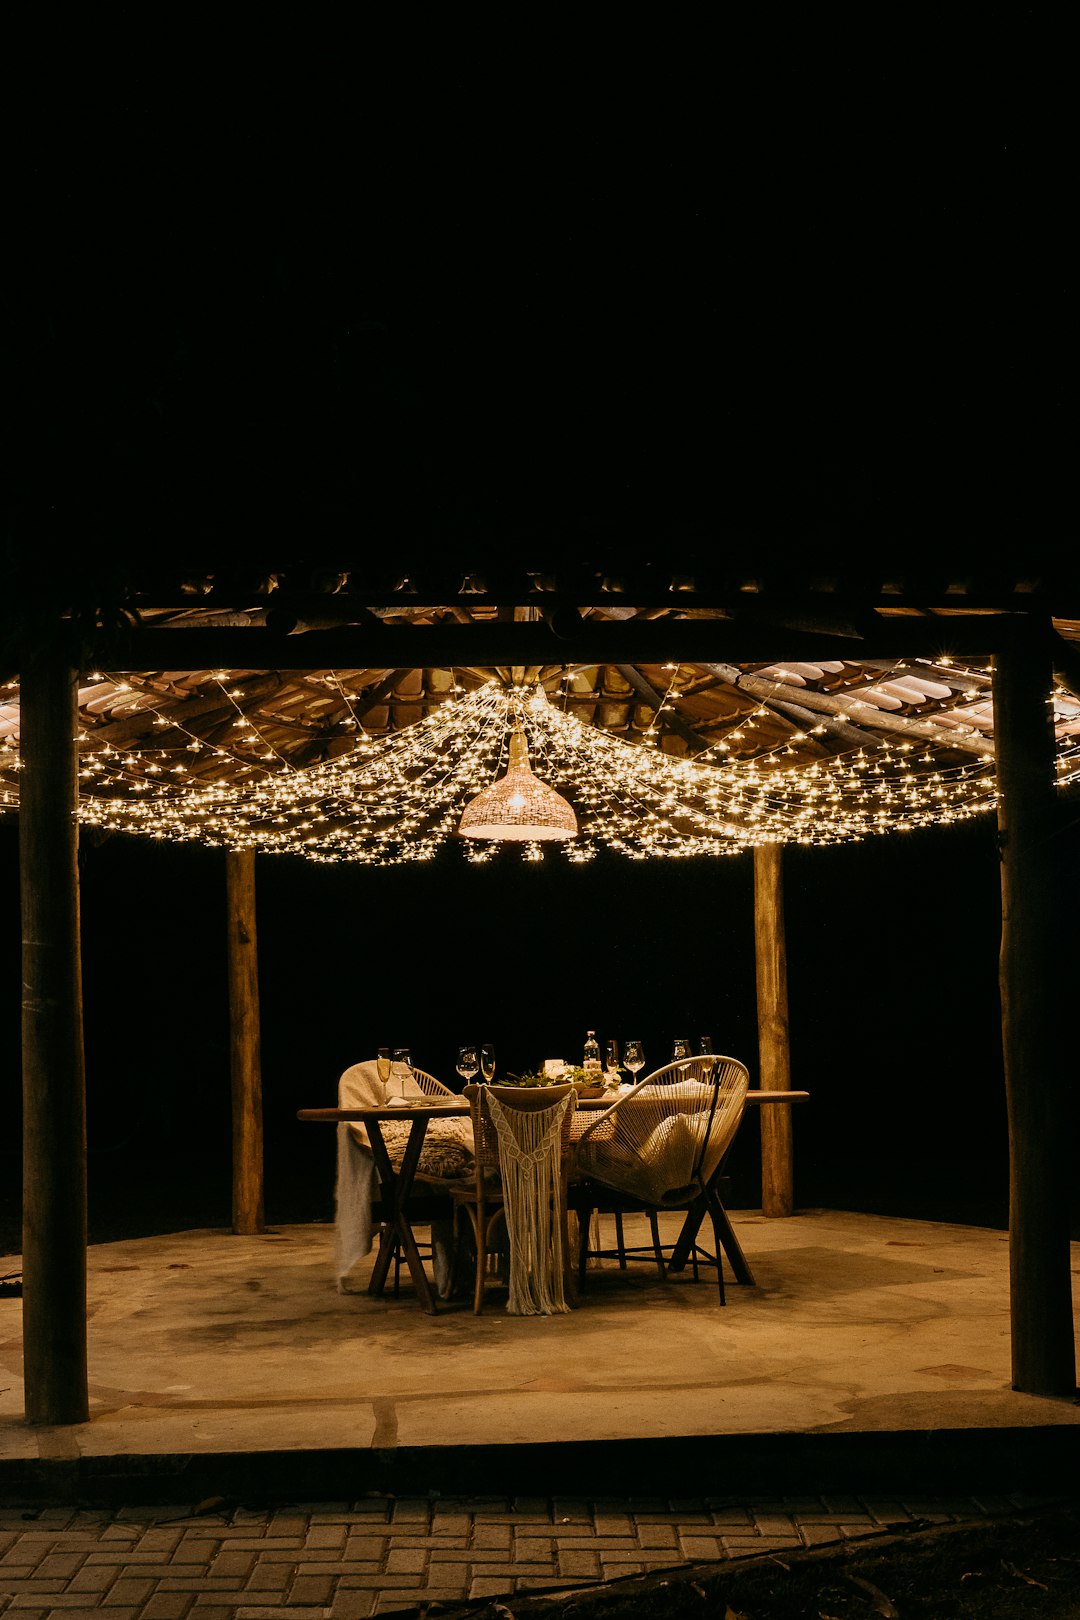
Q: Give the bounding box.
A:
[5,112,1036,587]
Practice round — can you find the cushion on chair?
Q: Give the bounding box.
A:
[378,1117,475,1180]
[575,1111,708,1207]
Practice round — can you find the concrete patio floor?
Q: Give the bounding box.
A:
[2,1208,1078,1503]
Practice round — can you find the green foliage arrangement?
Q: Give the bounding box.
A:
[508,1066,607,1090]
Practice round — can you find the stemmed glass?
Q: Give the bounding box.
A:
[623,1039,644,1085]
[604,1040,621,1087]
[456,1044,479,1090]
[672,1036,692,1074]
[389,1047,412,1103]
[376,1047,392,1087]
[480,1043,496,1083]
[699,1035,714,1055]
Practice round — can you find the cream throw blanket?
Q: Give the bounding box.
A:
[334,1060,457,1296]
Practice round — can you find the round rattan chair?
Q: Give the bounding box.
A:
[570,1054,750,1302]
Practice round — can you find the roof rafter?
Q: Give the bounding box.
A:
[696,664,997,758]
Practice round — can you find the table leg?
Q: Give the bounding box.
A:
[706,1188,755,1285]
[367,1119,440,1313]
[670,1185,756,1285]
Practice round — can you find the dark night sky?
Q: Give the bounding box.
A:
[5,115,1038,587]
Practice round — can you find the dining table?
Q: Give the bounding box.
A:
[297,1088,809,1314]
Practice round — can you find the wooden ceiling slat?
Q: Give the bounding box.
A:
[78,675,284,746]
[696,663,997,758]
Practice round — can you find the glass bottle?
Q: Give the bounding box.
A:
[583,1029,601,1075]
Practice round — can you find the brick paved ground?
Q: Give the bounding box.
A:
[0,1491,1050,1619]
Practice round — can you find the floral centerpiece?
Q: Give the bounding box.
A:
[508,1063,613,1097]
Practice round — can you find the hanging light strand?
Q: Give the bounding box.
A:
[2,676,1078,861]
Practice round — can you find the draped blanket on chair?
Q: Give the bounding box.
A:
[334,1059,467,1296]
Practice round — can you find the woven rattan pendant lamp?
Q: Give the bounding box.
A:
[458,729,578,842]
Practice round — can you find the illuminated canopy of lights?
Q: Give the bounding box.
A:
[2,677,1078,864]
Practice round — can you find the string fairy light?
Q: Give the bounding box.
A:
[75,686,999,858]
[2,674,1078,863]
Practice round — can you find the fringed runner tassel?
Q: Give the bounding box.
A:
[486,1092,573,1315]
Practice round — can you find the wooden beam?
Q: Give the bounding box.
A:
[699,663,997,758]
[753,843,794,1218]
[860,658,991,695]
[79,674,284,747]
[19,647,89,1424]
[614,664,712,752]
[83,615,1013,674]
[766,698,887,750]
[994,622,1076,1396]
[226,849,265,1235]
[121,581,1079,615]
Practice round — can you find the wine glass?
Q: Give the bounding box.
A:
[672,1036,692,1074]
[624,1039,644,1085]
[604,1039,621,1086]
[389,1047,412,1103]
[456,1044,479,1089]
[480,1042,496,1083]
[376,1047,392,1087]
[699,1035,714,1056]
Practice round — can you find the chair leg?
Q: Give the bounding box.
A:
[577,1204,593,1290]
[449,1207,461,1299]
[450,1200,488,1315]
[649,1210,667,1279]
[615,1211,627,1269]
[482,1208,508,1313]
[560,1206,577,1305]
[473,1198,487,1315]
[450,1205,472,1303]
[704,1186,727,1305]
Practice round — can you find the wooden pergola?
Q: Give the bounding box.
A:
[6,559,1079,1424]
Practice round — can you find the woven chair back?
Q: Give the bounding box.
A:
[339,1060,455,1106]
[464,1083,578,1176]
[461,1083,578,1315]
[338,1060,456,1149]
[573,1054,749,1207]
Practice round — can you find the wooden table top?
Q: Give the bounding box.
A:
[297,1090,809,1122]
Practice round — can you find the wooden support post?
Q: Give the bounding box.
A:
[20,648,89,1425]
[995,624,1076,1396]
[753,842,794,1216]
[226,848,265,1234]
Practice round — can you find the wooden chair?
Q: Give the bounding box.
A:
[570,1055,750,1302]
[449,1083,578,1315]
[337,1060,467,1298]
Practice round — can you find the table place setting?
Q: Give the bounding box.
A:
[297,1036,811,1315]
